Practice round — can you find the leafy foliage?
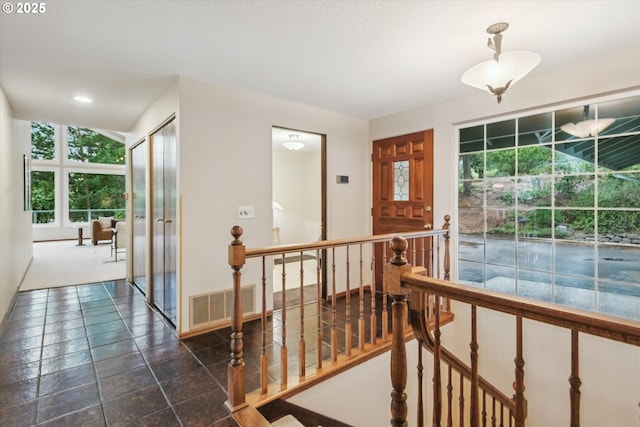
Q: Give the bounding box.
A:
[31,171,55,223]
[68,173,126,222]
[31,123,126,224]
[67,127,125,164]
[31,122,55,160]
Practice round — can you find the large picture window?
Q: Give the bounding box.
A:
[68,173,126,223]
[31,170,55,224]
[458,93,640,321]
[30,122,125,226]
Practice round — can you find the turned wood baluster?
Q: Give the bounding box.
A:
[491,397,496,427]
[569,330,581,427]
[280,254,288,387]
[331,247,338,362]
[513,316,525,427]
[482,390,487,427]
[459,373,465,427]
[447,365,453,427]
[410,238,417,266]
[359,244,366,350]
[345,246,352,356]
[417,340,424,427]
[299,251,306,378]
[470,305,480,427]
[226,226,246,411]
[387,236,410,427]
[382,249,389,340]
[370,252,378,345]
[260,256,268,394]
[316,250,323,369]
[443,215,451,281]
[390,293,408,427]
[433,295,442,427]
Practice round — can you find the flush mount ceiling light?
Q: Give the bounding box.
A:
[73,95,93,103]
[561,105,615,138]
[282,133,304,151]
[461,22,540,103]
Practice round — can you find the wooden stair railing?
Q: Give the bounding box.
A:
[225,218,453,416]
[386,234,640,427]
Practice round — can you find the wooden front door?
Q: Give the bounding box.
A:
[372,130,434,290]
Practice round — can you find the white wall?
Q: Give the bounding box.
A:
[368,45,640,427]
[0,86,33,324]
[292,312,639,427]
[273,148,321,244]
[127,76,369,335]
[178,76,369,334]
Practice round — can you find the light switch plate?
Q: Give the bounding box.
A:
[238,205,254,219]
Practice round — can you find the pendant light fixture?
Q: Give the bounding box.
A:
[282,133,305,151]
[461,23,540,103]
[560,105,615,138]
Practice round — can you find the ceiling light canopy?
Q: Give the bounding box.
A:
[282,133,304,151]
[561,105,615,138]
[461,23,540,103]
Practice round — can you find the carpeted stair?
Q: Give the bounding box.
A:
[260,399,353,427]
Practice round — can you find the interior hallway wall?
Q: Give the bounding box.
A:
[0,86,33,325]
[127,76,369,335]
[178,76,369,335]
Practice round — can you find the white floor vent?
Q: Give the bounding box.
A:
[190,285,255,329]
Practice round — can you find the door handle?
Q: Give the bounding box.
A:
[424,223,432,230]
[156,217,165,222]
[164,219,173,224]
[425,206,432,212]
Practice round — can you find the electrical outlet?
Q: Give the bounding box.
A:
[238,205,254,219]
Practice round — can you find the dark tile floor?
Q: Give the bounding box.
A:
[0,280,239,427]
[0,280,383,426]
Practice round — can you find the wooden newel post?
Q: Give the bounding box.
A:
[386,236,411,427]
[226,225,247,412]
[443,214,451,281]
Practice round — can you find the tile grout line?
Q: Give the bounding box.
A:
[108,281,186,427]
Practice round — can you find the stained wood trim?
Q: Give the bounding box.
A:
[402,274,640,346]
[245,228,448,258]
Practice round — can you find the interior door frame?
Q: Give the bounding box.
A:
[372,130,434,291]
[128,137,148,296]
[148,114,178,326]
[272,126,327,297]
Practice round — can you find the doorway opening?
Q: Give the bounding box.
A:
[272,126,327,300]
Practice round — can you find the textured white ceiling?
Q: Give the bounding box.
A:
[1,1,639,131]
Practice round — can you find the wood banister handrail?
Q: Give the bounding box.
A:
[244,228,449,258]
[227,221,452,421]
[386,223,639,427]
[401,273,640,346]
[409,292,517,415]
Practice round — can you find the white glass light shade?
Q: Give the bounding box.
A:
[560,118,615,138]
[461,51,541,102]
[282,141,304,151]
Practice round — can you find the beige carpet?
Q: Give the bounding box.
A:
[20,240,126,291]
[270,415,306,427]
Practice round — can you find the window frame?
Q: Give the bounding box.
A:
[456,90,640,320]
